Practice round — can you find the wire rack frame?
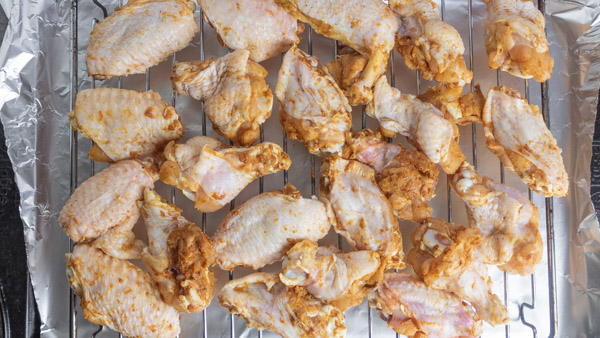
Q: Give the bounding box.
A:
[66,0,559,337]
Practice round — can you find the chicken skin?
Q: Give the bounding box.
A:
[276,46,351,155]
[66,244,180,337]
[212,184,332,270]
[483,86,568,197]
[86,0,198,79]
[276,0,398,104]
[450,161,542,275]
[140,189,215,313]
[70,88,183,162]
[367,76,465,174]
[345,129,439,222]
[219,272,346,338]
[160,136,290,212]
[369,273,482,338]
[199,0,304,62]
[483,0,553,82]
[59,160,155,258]
[418,83,485,125]
[407,218,509,326]
[280,240,380,311]
[326,47,370,104]
[320,157,404,270]
[390,0,472,86]
[172,49,272,146]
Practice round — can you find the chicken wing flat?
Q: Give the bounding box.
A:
[390,0,472,86]
[483,86,568,197]
[219,272,346,338]
[320,157,404,270]
[369,273,482,338]
[160,136,290,212]
[408,218,509,326]
[172,49,272,146]
[276,0,398,104]
[70,88,183,162]
[483,0,553,82]
[367,76,465,174]
[66,244,180,337]
[140,189,215,313]
[199,0,304,62]
[346,129,439,222]
[450,161,542,275]
[212,184,332,270]
[86,0,198,79]
[418,83,485,126]
[280,239,380,311]
[276,45,351,155]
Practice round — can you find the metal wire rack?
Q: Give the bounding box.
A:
[67,0,558,337]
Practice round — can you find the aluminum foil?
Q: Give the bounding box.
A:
[1,0,600,336]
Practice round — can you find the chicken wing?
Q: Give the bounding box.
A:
[418,83,485,125]
[326,47,370,103]
[66,244,180,337]
[172,49,272,146]
[483,0,553,81]
[483,86,568,197]
[212,184,332,270]
[345,129,439,222]
[199,0,304,62]
[369,273,482,338]
[320,157,404,270]
[280,239,380,311]
[367,76,465,174]
[390,0,472,86]
[86,0,198,79]
[160,136,290,212]
[276,45,351,155]
[407,218,509,326]
[219,272,346,338]
[70,88,183,162]
[140,189,215,313]
[450,161,542,275]
[276,0,398,104]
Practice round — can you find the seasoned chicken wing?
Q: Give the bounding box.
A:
[172,49,272,146]
[326,47,370,103]
[369,273,482,338]
[140,189,215,313]
[320,157,404,270]
[367,76,465,174]
[390,0,472,86]
[199,0,304,62]
[219,272,346,338]
[276,45,351,155]
[276,0,398,104]
[408,218,509,326]
[450,161,542,275]
[66,244,180,337]
[87,206,145,260]
[483,86,568,197]
[483,0,553,81]
[212,184,332,270]
[346,129,439,222]
[86,0,198,79]
[418,83,485,125]
[280,240,380,311]
[160,136,290,212]
[70,88,183,162]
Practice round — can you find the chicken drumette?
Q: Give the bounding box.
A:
[418,83,485,126]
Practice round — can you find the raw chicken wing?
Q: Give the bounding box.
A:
[66,244,180,337]
[219,272,346,338]
[450,161,542,275]
[483,86,568,197]
[276,45,351,155]
[70,88,183,162]
[280,239,380,311]
[326,47,370,103]
[86,0,198,79]
[418,83,485,125]
[212,184,332,270]
[172,49,272,146]
[160,136,290,212]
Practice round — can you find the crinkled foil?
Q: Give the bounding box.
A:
[1,0,600,336]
